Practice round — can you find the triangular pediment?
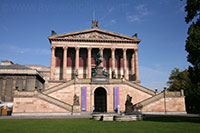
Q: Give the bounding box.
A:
[48,28,140,43]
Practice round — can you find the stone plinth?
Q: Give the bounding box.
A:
[114,115,138,121]
[73,105,80,113]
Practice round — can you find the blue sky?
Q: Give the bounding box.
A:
[0,0,189,92]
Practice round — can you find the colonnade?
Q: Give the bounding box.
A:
[50,46,139,81]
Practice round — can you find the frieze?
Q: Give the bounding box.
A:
[64,32,130,41]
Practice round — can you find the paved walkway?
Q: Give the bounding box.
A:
[0,113,92,120]
[0,113,199,120]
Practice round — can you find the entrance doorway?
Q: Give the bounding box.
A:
[94,87,107,112]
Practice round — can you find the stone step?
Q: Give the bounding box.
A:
[37,93,73,112]
[92,113,143,121]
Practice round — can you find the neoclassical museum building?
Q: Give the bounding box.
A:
[0,21,186,115]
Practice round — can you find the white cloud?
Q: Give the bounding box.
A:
[7,45,50,55]
[126,4,150,22]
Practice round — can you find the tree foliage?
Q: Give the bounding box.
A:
[167,68,191,91]
[185,0,200,71]
[185,0,200,24]
[186,20,200,71]
[185,0,200,100]
[167,68,200,113]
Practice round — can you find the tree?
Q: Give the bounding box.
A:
[167,68,191,91]
[185,0,200,24]
[185,0,200,113]
[185,0,200,79]
[167,68,200,113]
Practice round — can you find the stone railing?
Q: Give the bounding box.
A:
[14,90,38,97]
[136,93,164,107]
[134,90,184,108]
[43,80,75,94]
[123,80,155,95]
[165,91,184,97]
[37,92,73,112]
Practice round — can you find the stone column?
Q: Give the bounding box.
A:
[131,50,135,78]
[22,77,26,91]
[135,49,139,81]
[87,47,92,79]
[50,46,56,80]
[63,47,68,80]
[111,48,116,78]
[123,48,127,79]
[12,78,17,100]
[75,47,80,77]
[1,79,6,101]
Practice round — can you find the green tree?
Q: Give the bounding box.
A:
[167,68,191,91]
[185,0,200,80]
[184,0,200,113]
[167,68,200,113]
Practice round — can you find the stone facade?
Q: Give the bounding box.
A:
[11,22,186,115]
[0,61,45,103]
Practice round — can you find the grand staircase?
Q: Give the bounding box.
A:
[36,80,75,112]
[37,92,73,112]
[43,80,75,94]
[123,80,155,96]
[134,92,164,108]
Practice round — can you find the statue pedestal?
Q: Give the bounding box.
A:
[92,66,108,82]
[125,105,134,114]
[72,105,80,115]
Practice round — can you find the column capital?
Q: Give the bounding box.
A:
[87,47,92,50]
[63,46,68,50]
[123,48,127,51]
[75,47,80,50]
[51,46,56,49]
[111,48,116,51]
[134,49,138,52]
[100,48,104,50]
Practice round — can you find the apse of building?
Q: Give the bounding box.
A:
[49,29,140,82]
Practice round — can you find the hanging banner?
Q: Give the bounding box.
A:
[114,87,119,110]
[81,87,87,111]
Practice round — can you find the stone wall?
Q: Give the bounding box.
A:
[25,65,50,89]
[43,82,153,112]
[0,75,44,102]
[13,97,69,113]
[141,97,186,113]
[13,81,186,114]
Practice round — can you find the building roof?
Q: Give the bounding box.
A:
[0,64,31,70]
[0,64,43,79]
[48,28,141,43]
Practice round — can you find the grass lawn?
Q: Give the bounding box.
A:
[0,116,200,133]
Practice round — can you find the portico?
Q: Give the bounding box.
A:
[49,28,140,82]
